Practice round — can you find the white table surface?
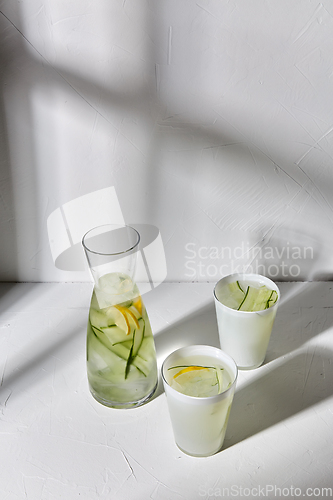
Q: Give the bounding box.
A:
[1,281,333,499]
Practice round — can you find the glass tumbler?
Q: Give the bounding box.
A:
[214,273,280,370]
[162,345,238,457]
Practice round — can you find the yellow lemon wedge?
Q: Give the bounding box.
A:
[133,297,143,315]
[125,308,140,329]
[114,305,131,335]
[173,366,209,378]
[114,305,140,333]
[169,365,221,397]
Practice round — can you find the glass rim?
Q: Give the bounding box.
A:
[82,223,140,256]
[161,345,238,402]
[214,272,280,315]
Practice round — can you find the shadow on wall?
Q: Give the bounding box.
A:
[0,10,23,280]
[1,4,333,285]
[0,4,159,282]
[144,116,333,282]
[245,227,320,282]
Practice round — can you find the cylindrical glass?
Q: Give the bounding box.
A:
[161,345,238,457]
[214,273,280,370]
[82,224,158,408]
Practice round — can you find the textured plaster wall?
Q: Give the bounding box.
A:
[1,1,333,282]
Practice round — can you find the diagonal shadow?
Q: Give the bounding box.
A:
[0,287,88,402]
[154,300,220,358]
[153,282,333,375]
[152,283,333,428]
[152,299,219,398]
[223,348,333,449]
[264,281,333,363]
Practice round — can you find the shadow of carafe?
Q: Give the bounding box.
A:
[223,348,333,449]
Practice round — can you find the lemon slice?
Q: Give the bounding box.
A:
[125,308,140,329]
[105,306,130,335]
[133,296,143,315]
[169,365,221,397]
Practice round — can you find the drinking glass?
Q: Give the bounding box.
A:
[162,345,238,457]
[214,273,280,370]
[82,224,158,408]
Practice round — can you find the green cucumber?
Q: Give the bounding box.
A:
[103,324,133,345]
[132,318,145,357]
[228,280,246,308]
[238,285,277,312]
[89,308,109,328]
[237,286,250,310]
[266,290,278,308]
[124,318,146,378]
[125,342,134,379]
[90,322,148,377]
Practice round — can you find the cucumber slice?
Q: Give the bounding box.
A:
[135,336,155,363]
[266,290,278,308]
[103,325,133,345]
[238,285,276,312]
[237,285,249,310]
[228,280,246,309]
[133,318,145,357]
[124,318,146,378]
[88,330,125,370]
[125,342,134,379]
[92,324,131,359]
[90,322,149,377]
[90,307,109,328]
[216,367,224,392]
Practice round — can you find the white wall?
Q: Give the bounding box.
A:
[1,1,333,283]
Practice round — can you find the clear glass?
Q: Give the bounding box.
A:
[161,345,238,457]
[82,224,158,408]
[214,273,280,370]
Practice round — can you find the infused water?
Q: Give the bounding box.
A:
[87,272,158,408]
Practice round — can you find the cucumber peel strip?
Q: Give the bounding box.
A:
[237,285,249,310]
[235,283,278,311]
[89,319,147,377]
[236,280,245,293]
[167,364,223,371]
[125,331,135,379]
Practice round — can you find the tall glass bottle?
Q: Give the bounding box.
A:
[82,224,158,408]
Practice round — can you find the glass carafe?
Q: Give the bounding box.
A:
[82,224,158,408]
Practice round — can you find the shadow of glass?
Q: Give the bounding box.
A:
[151,300,220,399]
[265,281,333,363]
[224,348,333,449]
[154,301,220,360]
